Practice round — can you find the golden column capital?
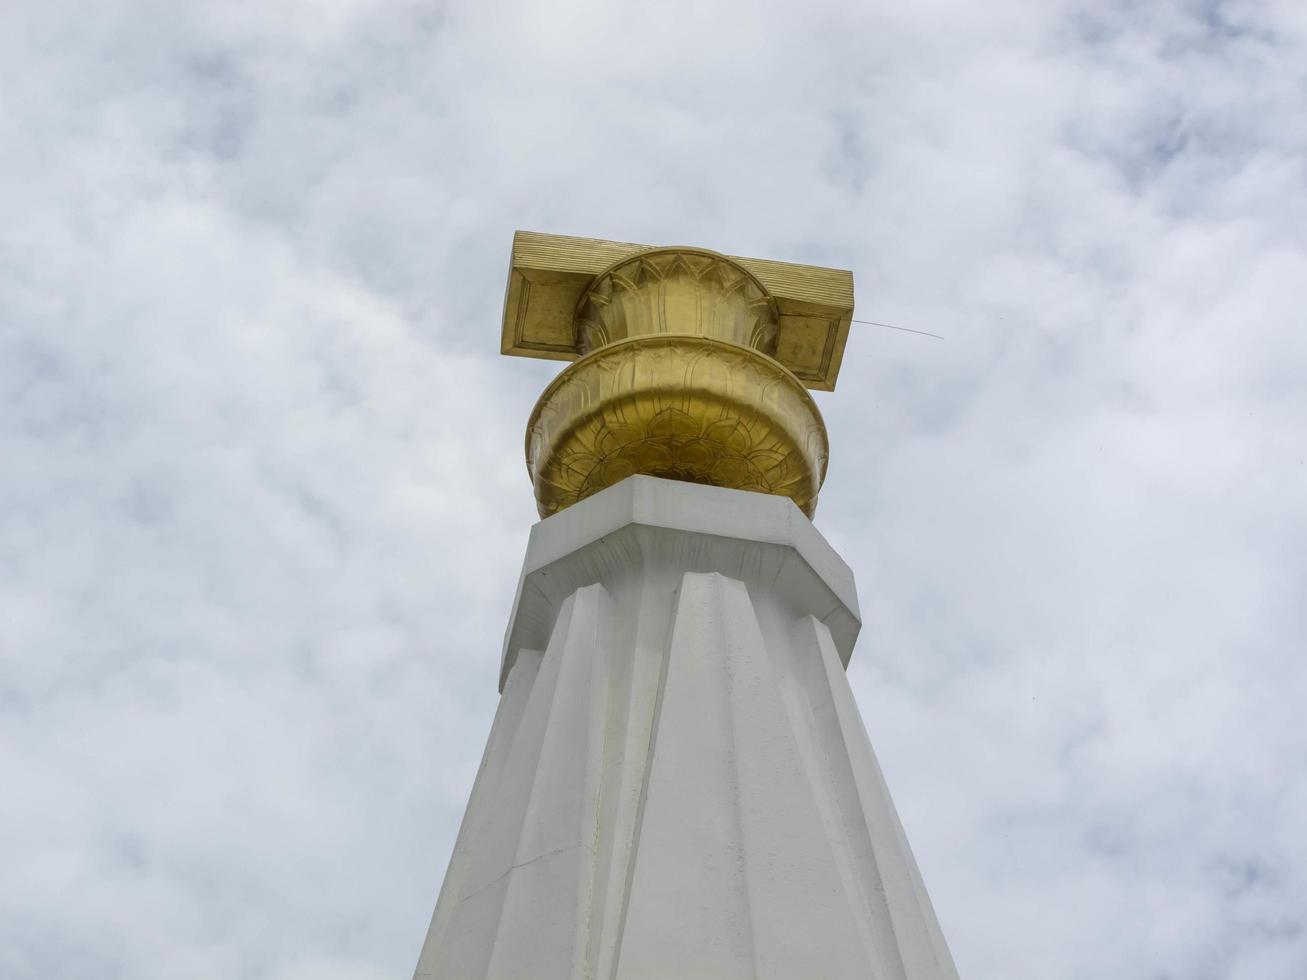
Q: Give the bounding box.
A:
[500,232,855,518]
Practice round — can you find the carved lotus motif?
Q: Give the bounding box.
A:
[527,336,828,517]
[576,248,780,356]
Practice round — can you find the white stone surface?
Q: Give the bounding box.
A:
[414,476,959,979]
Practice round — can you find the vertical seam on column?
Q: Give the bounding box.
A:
[713,572,762,980]
[789,615,904,979]
[575,586,612,980]
[481,593,578,979]
[606,567,678,980]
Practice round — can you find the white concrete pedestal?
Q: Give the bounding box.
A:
[414,476,958,979]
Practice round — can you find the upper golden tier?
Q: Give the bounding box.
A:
[500,231,855,519]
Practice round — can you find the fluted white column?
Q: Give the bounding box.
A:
[414,475,958,980]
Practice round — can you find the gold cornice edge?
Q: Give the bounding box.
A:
[501,230,855,391]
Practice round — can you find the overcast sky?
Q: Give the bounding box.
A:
[3,0,1306,977]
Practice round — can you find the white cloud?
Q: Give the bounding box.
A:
[2,0,1305,977]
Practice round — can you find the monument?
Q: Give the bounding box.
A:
[413,232,960,979]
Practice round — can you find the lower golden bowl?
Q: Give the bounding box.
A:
[525,335,828,518]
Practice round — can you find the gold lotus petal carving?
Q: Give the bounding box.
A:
[575,248,780,358]
[526,334,828,518]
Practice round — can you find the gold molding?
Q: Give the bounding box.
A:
[501,231,854,391]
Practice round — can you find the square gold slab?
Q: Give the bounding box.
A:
[501,230,855,391]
